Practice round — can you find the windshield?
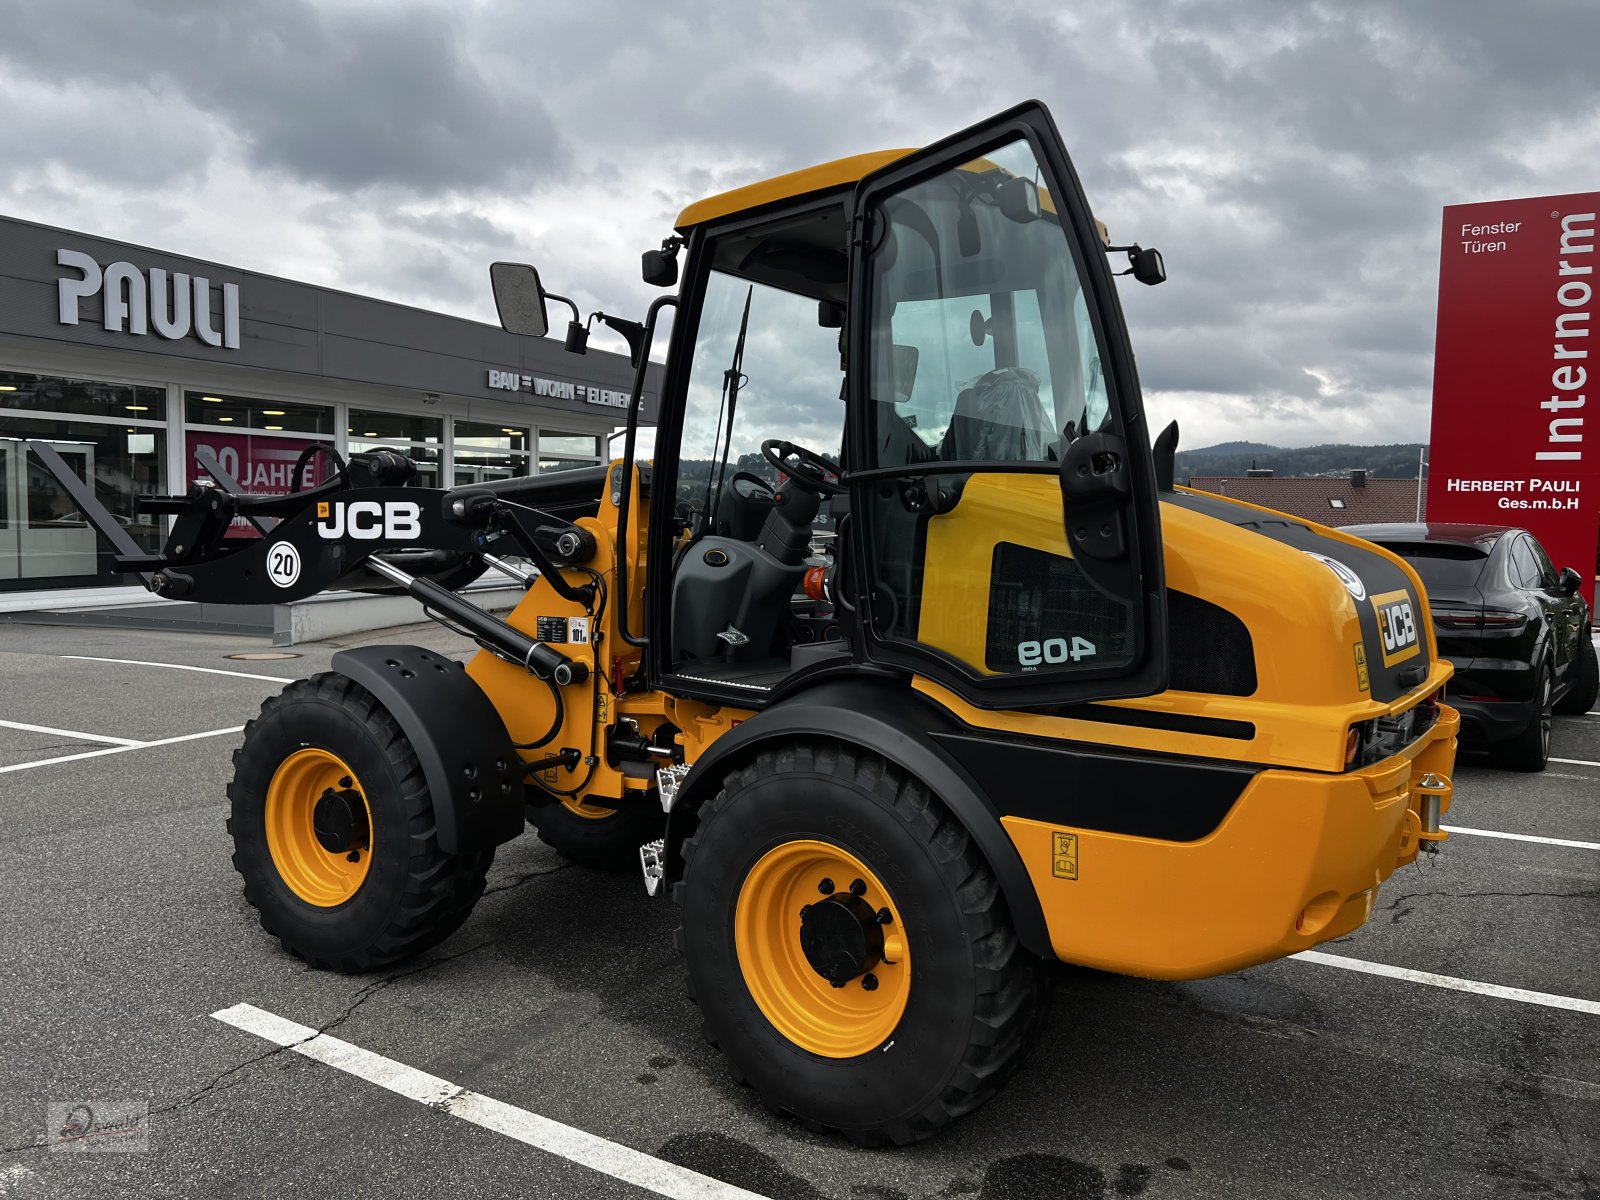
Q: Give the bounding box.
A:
[868,139,1111,469]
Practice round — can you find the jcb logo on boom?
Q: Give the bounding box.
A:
[1369,589,1420,667]
[315,500,422,541]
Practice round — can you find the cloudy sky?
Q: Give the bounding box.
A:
[2,0,1596,450]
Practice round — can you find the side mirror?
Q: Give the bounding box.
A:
[642,248,679,288]
[1560,565,1584,594]
[1129,246,1166,286]
[489,262,549,337]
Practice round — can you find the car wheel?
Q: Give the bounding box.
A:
[1553,628,1598,715]
[1494,661,1554,772]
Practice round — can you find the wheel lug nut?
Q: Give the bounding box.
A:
[830,978,847,989]
[346,851,360,863]
[876,908,892,925]
[849,878,866,896]
[800,904,812,917]
[817,878,835,895]
[339,776,353,788]
[861,973,879,991]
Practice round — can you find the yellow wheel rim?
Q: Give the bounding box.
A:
[560,797,617,820]
[264,748,373,907]
[735,839,911,1059]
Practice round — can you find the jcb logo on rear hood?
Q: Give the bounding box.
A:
[1370,589,1420,667]
[315,500,421,541]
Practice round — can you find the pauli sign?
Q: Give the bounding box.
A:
[1427,193,1599,606]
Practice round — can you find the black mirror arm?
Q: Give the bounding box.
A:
[594,312,648,367]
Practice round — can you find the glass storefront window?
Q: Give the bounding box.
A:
[348,410,442,443]
[453,419,528,486]
[1,415,166,589]
[454,450,528,486]
[537,431,601,457]
[454,419,528,453]
[538,458,601,474]
[184,390,332,435]
[0,370,165,421]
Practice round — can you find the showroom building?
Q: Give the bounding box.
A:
[0,213,658,597]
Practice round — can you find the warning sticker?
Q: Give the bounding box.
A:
[1353,643,1370,693]
[535,616,568,643]
[1051,832,1078,881]
[568,616,590,645]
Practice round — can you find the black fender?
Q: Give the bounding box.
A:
[664,677,1054,959]
[330,644,524,855]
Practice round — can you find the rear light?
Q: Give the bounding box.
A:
[1478,609,1528,631]
[1432,607,1527,632]
[1345,728,1361,765]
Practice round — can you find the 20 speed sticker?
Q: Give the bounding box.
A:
[266,541,302,589]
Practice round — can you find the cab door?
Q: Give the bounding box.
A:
[844,101,1167,707]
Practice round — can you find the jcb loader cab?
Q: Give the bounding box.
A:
[35,101,1458,1145]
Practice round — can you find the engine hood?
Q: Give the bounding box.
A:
[1166,490,1433,705]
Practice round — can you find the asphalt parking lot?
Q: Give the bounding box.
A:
[0,620,1595,1200]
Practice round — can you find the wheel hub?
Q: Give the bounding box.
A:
[799,893,883,985]
[312,788,369,854]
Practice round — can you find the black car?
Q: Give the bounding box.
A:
[1343,523,1598,770]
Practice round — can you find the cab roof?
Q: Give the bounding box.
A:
[674,150,913,231]
[674,148,1111,245]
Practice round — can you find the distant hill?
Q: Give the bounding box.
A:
[1176,442,1426,481]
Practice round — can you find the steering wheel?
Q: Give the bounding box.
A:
[729,470,777,501]
[761,439,845,497]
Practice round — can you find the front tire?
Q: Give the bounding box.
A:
[1554,629,1598,715]
[227,672,493,972]
[676,740,1047,1145]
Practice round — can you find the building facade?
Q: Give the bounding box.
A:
[0,214,658,596]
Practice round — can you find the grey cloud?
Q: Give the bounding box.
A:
[2,0,1595,446]
[0,0,564,192]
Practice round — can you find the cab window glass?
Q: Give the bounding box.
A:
[869,143,1111,469]
[861,135,1135,681]
[677,268,844,529]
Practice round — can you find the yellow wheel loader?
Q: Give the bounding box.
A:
[37,100,1458,1144]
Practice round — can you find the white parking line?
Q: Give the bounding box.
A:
[1294,951,1600,1015]
[59,655,290,684]
[0,726,244,774]
[212,1003,770,1200]
[0,718,143,747]
[1443,825,1600,851]
[1550,757,1600,768]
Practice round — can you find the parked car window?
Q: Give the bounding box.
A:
[1526,537,1559,589]
[1381,543,1488,592]
[1510,537,1543,590]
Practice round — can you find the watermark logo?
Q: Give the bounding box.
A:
[47,1100,149,1153]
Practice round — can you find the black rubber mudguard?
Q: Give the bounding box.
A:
[330,645,525,855]
[664,678,1053,959]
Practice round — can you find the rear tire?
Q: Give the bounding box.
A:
[1494,661,1553,772]
[227,672,493,972]
[675,739,1048,1145]
[1554,629,1598,715]
[524,796,664,871]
